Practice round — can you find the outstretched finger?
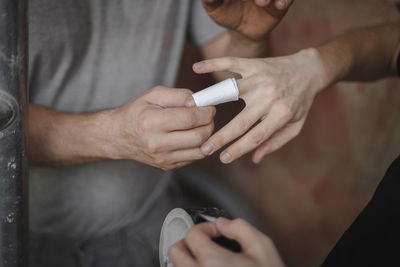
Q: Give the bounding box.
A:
[193,57,256,77]
[252,120,303,163]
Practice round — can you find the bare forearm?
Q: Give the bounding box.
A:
[29,104,115,167]
[316,21,400,90]
[29,86,215,170]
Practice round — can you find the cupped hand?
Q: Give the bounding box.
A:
[190,48,327,164]
[109,86,216,170]
[203,0,294,41]
[168,218,285,267]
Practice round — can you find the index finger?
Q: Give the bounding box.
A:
[193,57,256,78]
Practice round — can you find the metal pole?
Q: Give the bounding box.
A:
[0,0,28,266]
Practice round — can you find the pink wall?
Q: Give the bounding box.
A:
[178,1,400,266]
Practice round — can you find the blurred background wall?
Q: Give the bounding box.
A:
[177,0,400,266]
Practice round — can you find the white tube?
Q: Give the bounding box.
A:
[192,78,239,107]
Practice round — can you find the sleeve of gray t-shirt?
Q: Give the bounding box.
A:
[189,0,226,46]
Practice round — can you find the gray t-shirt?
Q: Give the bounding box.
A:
[29,0,224,239]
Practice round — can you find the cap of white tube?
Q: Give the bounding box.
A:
[192,78,239,107]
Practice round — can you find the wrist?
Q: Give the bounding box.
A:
[296,47,338,95]
[91,108,129,161]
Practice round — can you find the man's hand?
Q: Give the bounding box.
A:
[189,49,327,164]
[168,218,285,267]
[203,0,294,41]
[109,86,215,170]
[29,86,215,169]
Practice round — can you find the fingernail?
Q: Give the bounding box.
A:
[276,0,286,9]
[220,152,232,164]
[185,97,196,107]
[201,141,214,155]
[193,62,204,72]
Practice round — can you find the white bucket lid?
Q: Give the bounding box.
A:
[159,208,195,267]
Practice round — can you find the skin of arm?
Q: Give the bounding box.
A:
[188,21,400,164]
[29,86,215,169]
[169,217,286,267]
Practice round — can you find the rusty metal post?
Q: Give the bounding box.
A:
[0,0,28,266]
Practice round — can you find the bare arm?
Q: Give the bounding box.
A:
[29,104,113,166]
[191,21,400,164]
[316,21,400,88]
[29,87,215,168]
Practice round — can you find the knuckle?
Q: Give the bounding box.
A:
[268,89,285,102]
[156,159,174,170]
[249,131,265,146]
[180,88,194,97]
[138,113,155,133]
[252,59,267,71]
[277,102,295,118]
[198,125,214,143]
[183,112,198,128]
[211,133,225,148]
[194,130,205,144]
[237,117,252,130]
[146,139,163,154]
[206,123,215,136]
[150,85,165,94]
[207,106,217,119]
